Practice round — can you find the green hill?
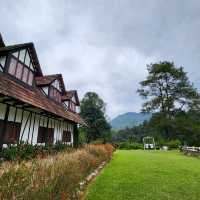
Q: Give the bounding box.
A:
[111,112,151,130]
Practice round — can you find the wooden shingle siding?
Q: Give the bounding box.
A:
[0,75,85,125]
[0,35,84,148]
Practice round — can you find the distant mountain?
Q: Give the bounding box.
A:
[111,112,151,130]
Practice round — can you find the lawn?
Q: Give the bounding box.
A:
[84,150,200,200]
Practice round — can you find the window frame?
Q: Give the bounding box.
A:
[5,50,36,87]
[0,120,21,144]
[37,126,54,144]
[49,85,61,103]
[62,130,71,143]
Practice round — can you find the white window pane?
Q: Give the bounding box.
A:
[8,58,17,75]
[63,103,68,110]
[19,49,26,62]
[25,51,30,66]
[12,51,19,58]
[16,63,23,79]
[42,87,49,95]
[28,71,34,85]
[0,56,6,68]
[22,67,28,82]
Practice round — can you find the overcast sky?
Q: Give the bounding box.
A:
[1,0,200,119]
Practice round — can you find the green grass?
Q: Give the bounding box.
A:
[84,150,200,200]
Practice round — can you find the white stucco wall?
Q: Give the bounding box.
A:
[0,103,74,146]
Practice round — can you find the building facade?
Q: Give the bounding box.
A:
[0,34,85,149]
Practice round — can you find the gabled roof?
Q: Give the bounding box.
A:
[35,74,66,93]
[62,90,80,106]
[0,74,85,125]
[0,42,43,77]
[0,34,84,125]
[0,33,5,47]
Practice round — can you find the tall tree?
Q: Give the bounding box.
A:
[138,61,200,116]
[80,92,111,143]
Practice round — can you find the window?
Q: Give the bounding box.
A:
[52,79,61,92]
[28,71,34,86]
[68,101,76,112]
[16,62,23,79]
[19,49,26,62]
[37,127,45,143]
[22,67,28,82]
[37,126,54,144]
[25,52,30,66]
[8,57,17,75]
[12,52,19,58]
[0,120,21,143]
[62,131,71,142]
[49,86,61,103]
[41,87,49,96]
[7,49,35,86]
[63,101,68,110]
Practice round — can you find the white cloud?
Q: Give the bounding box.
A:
[1,0,200,118]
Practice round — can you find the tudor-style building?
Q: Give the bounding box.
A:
[0,34,85,150]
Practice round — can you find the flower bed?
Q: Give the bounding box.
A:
[0,144,115,200]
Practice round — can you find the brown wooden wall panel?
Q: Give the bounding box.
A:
[0,120,21,143]
[62,130,71,142]
[37,126,54,144]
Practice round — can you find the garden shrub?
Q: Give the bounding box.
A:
[0,142,73,162]
[0,144,114,200]
[165,139,182,149]
[118,142,143,150]
[0,145,19,161]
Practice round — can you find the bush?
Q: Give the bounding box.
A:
[165,140,182,150]
[0,142,73,162]
[0,145,19,161]
[0,144,114,200]
[118,142,143,150]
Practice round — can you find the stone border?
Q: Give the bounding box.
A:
[76,161,107,199]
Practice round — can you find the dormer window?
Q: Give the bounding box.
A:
[63,100,76,112]
[49,80,62,103]
[49,86,61,103]
[63,101,68,110]
[52,79,61,92]
[70,101,76,112]
[7,49,34,86]
[61,91,80,113]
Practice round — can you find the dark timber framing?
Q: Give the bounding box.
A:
[0,104,10,150]
[0,35,85,150]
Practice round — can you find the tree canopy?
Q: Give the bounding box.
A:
[111,61,200,146]
[80,92,111,143]
[137,61,200,116]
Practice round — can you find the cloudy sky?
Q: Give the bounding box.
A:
[1,0,200,119]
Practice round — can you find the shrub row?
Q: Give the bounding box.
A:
[162,139,181,150]
[0,142,73,162]
[118,142,143,150]
[0,144,115,200]
[117,140,181,150]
